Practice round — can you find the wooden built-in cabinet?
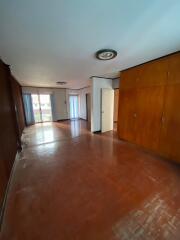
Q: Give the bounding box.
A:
[118,89,137,142]
[135,86,165,152]
[118,52,180,163]
[159,84,180,161]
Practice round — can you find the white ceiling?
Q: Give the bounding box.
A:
[0,0,180,89]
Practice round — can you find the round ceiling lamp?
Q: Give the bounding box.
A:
[96,49,117,60]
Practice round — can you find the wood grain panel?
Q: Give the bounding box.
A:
[167,52,180,84]
[118,52,180,163]
[0,60,19,206]
[118,89,137,142]
[138,58,168,87]
[135,86,165,151]
[120,67,140,90]
[159,84,180,163]
[114,89,119,122]
[11,76,26,136]
[120,57,168,90]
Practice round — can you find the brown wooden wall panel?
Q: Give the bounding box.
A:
[120,58,168,90]
[118,89,137,142]
[11,76,26,136]
[135,86,165,151]
[118,51,180,163]
[138,58,168,88]
[0,60,20,207]
[0,161,8,207]
[120,66,140,90]
[159,84,180,163]
[114,89,119,122]
[167,52,180,85]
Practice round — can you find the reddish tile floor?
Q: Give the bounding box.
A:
[0,120,180,240]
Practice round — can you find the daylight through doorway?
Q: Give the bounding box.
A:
[69,95,79,119]
[31,94,52,123]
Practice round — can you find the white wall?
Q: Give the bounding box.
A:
[112,78,120,89]
[53,88,68,120]
[22,86,91,121]
[79,87,91,119]
[22,87,68,121]
[91,77,113,132]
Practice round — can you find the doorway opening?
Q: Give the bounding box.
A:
[101,88,114,133]
[86,93,91,122]
[69,95,79,119]
[31,94,52,123]
[101,88,119,133]
[113,89,119,131]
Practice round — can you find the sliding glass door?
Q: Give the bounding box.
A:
[31,94,52,123]
[39,94,52,122]
[69,95,79,119]
[31,94,41,123]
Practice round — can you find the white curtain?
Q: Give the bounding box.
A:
[69,96,79,119]
[23,94,35,125]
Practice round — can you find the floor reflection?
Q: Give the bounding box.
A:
[23,120,89,147]
[70,119,81,137]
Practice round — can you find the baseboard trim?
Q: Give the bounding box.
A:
[79,118,87,121]
[93,130,101,134]
[56,118,88,122]
[56,119,70,122]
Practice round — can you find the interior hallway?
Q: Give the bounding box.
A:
[1,120,180,240]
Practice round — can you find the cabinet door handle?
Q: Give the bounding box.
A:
[161,116,165,123]
[133,113,137,118]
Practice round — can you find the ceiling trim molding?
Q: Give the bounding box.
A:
[90,76,119,80]
[121,50,180,72]
[21,85,91,91]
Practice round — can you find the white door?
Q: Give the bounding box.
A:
[101,89,114,132]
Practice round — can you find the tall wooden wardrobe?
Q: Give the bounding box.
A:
[117,52,180,163]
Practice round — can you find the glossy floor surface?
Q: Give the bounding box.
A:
[1,120,180,240]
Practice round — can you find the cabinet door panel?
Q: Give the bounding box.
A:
[135,86,165,151]
[118,90,137,142]
[167,52,180,84]
[159,85,180,163]
[120,67,140,90]
[138,58,168,88]
[121,57,168,90]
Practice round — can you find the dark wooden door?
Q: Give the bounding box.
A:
[159,84,180,163]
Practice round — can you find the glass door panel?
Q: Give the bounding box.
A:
[31,94,52,123]
[31,94,42,123]
[39,94,52,122]
[69,95,79,119]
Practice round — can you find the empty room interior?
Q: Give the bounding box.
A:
[0,1,180,239]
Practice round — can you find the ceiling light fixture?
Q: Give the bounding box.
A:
[96,49,117,60]
[56,81,67,85]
